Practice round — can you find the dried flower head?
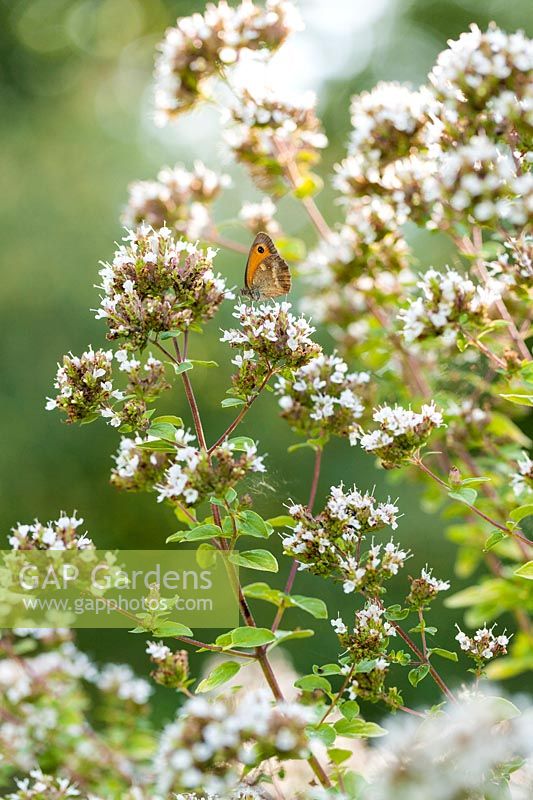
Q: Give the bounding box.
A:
[275,353,371,442]
[358,403,445,468]
[332,602,396,662]
[154,0,302,122]
[123,161,231,236]
[96,225,233,350]
[146,641,190,690]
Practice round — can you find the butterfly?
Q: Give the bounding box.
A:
[241,232,291,300]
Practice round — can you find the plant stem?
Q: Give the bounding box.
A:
[318,664,355,725]
[389,618,457,704]
[208,229,249,255]
[272,446,323,632]
[418,608,427,660]
[208,367,275,453]
[412,456,533,552]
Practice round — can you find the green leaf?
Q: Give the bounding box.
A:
[188,359,219,368]
[147,422,178,440]
[228,436,255,451]
[237,511,273,539]
[266,515,294,528]
[327,748,353,765]
[429,648,458,662]
[196,661,241,693]
[448,488,477,506]
[308,723,336,747]
[408,664,430,687]
[340,700,360,720]
[385,604,410,621]
[291,595,328,619]
[270,629,314,649]
[137,439,177,452]
[514,561,533,580]
[221,397,245,408]
[159,330,181,340]
[166,530,187,543]
[173,361,193,375]
[229,627,276,648]
[152,621,193,638]
[152,415,183,427]
[287,441,317,454]
[509,504,533,523]
[334,719,387,738]
[184,523,222,542]
[294,675,331,692]
[500,393,533,407]
[196,543,217,569]
[484,530,507,551]
[461,477,491,486]
[243,582,285,606]
[229,549,278,572]
[225,487,237,504]
[313,663,343,676]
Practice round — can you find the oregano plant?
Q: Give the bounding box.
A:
[2,3,533,799]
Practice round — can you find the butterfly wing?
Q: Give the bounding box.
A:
[244,232,291,299]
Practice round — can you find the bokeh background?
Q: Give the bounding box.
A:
[1,0,532,723]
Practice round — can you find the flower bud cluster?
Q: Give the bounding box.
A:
[154,0,302,121]
[146,641,190,690]
[274,353,372,442]
[155,431,265,506]
[225,87,327,193]
[283,484,401,594]
[358,403,445,468]
[455,624,510,665]
[154,689,312,795]
[123,161,231,237]
[238,197,281,237]
[406,567,450,609]
[110,435,171,492]
[96,226,233,350]
[429,23,533,146]
[398,267,501,345]
[45,347,120,424]
[221,302,321,399]
[116,350,170,402]
[332,601,396,662]
[8,512,93,551]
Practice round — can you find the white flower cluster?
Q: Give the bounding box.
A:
[420,566,450,593]
[123,161,231,237]
[366,692,533,800]
[275,352,371,441]
[399,266,501,345]
[511,451,533,497]
[358,403,444,468]
[110,434,170,492]
[487,234,533,290]
[96,225,233,349]
[154,688,312,795]
[406,566,450,608]
[222,301,320,364]
[332,603,396,643]
[348,81,434,163]
[455,624,510,662]
[155,430,265,506]
[97,664,153,705]
[8,512,93,551]
[429,135,533,228]
[46,346,123,425]
[6,769,81,799]
[154,0,302,122]
[238,196,281,237]
[429,23,533,139]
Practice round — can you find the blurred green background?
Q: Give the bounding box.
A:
[1,0,532,723]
